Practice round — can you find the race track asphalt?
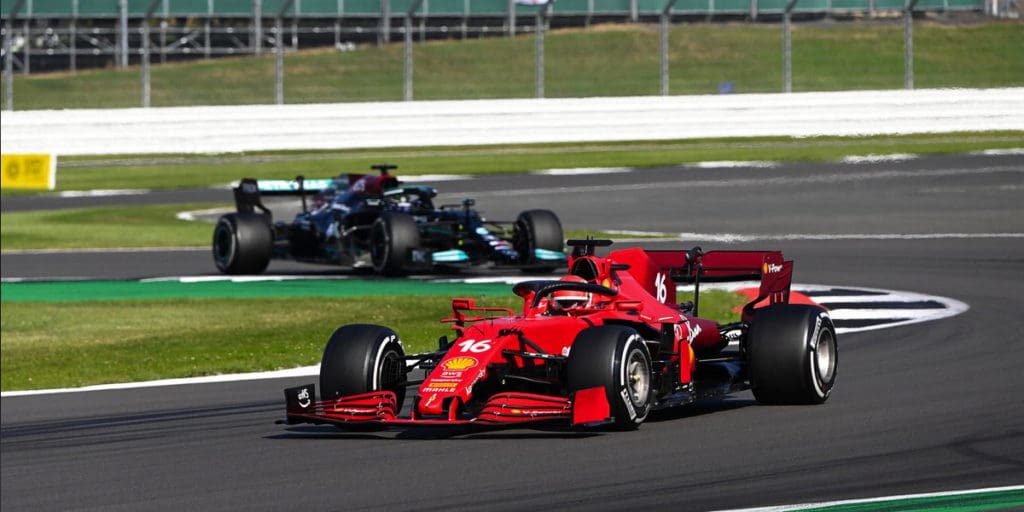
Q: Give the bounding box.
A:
[2,153,1023,511]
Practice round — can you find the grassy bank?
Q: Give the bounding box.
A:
[19,132,1024,193]
[2,21,1021,109]
[0,289,743,391]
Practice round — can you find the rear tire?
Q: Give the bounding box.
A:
[567,325,653,429]
[513,209,564,274]
[747,304,838,404]
[370,212,420,276]
[212,213,272,274]
[319,324,408,412]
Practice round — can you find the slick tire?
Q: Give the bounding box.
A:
[513,209,564,274]
[567,325,653,430]
[320,324,408,412]
[212,213,272,275]
[747,304,838,405]
[370,212,420,277]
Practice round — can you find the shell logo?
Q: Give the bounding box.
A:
[762,262,769,274]
[442,356,478,371]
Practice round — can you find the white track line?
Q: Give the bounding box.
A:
[712,484,1024,512]
[1,365,321,397]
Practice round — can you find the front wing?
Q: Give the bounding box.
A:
[283,384,612,429]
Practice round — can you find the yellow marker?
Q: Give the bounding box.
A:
[1,154,57,190]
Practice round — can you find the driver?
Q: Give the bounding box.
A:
[548,275,592,314]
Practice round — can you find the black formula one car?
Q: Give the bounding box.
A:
[212,165,567,276]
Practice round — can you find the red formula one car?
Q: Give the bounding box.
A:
[283,239,838,431]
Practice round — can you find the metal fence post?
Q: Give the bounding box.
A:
[141,0,161,108]
[70,0,78,72]
[660,0,678,96]
[508,0,516,36]
[380,0,391,45]
[4,0,25,111]
[276,0,295,105]
[904,0,918,89]
[119,0,129,68]
[535,1,552,98]
[404,0,425,101]
[254,0,263,55]
[783,0,798,93]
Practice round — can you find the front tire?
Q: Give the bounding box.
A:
[212,213,272,274]
[370,212,420,276]
[747,304,838,405]
[320,324,408,411]
[567,325,653,429]
[513,209,564,274]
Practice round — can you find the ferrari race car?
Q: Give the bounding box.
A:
[212,164,566,276]
[282,239,838,431]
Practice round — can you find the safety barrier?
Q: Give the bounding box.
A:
[2,88,1021,156]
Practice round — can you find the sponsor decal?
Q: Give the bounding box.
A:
[1,153,56,190]
[810,313,825,350]
[422,381,459,393]
[442,356,478,371]
[296,387,312,408]
[424,394,438,407]
[686,324,702,345]
[466,369,485,396]
[763,262,784,274]
[620,388,637,420]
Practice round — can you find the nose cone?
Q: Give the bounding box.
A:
[417,355,483,417]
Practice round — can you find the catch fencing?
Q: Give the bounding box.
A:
[2,0,1012,111]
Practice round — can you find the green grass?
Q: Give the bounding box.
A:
[0,203,218,250]
[2,21,1021,109]
[15,132,1023,193]
[0,290,744,391]
[0,200,661,250]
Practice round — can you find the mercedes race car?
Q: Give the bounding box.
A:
[282,239,838,431]
[212,165,566,276]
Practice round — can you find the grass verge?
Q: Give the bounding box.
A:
[11,132,1024,193]
[0,201,661,250]
[1,203,218,250]
[0,289,743,391]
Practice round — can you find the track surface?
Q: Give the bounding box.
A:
[2,154,1023,511]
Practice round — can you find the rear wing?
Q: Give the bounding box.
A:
[646,247,793,322]
[232,175,336,215]
[232,165,408,214]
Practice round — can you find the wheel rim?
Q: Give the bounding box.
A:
[370,221,389,268]
[815,329,837,384]
[513,219,533,260]
[212,221,234,267]
[378,349,406,390]
[625,348,650,407]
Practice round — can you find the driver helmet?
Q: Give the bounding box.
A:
[550,275,591,311]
